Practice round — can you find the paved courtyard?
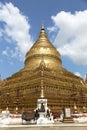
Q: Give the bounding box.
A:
[0,124,87,130]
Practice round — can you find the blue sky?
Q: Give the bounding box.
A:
[0,0,87,79]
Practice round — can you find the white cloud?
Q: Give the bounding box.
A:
[2,49,8,56]
[74,72,81,77]
[47,26,57,33]
[2,46,19,58]
[0,2,33,60]
[0,28,3,37]
[50,10,87,65]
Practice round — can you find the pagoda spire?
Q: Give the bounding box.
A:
[41,23,45,31]
[38,23,47,39]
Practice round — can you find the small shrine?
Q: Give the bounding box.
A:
[34,69,54,124]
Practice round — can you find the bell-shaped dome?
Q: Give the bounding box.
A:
[24,24,62,71]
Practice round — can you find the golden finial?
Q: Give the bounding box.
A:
[83,106,86,113]
[6,107,8,111]
[41,23,44,29]
[41,23,45,31]
[39,22,47,38]
[74,102,77,110]
[15,106,18,114]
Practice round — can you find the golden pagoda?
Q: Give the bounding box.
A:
[0,24,87,113]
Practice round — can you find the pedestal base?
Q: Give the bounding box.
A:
[63,117,74,123]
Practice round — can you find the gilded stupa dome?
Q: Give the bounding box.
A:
[24,24,62,71]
